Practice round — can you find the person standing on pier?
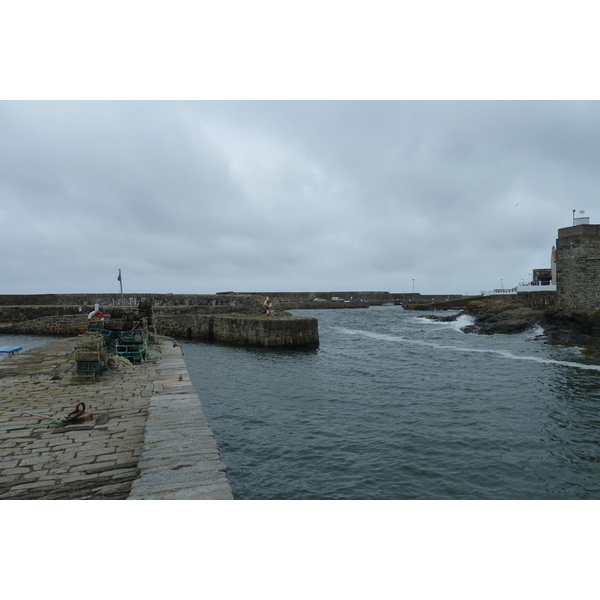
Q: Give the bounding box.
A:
[264,297,273,316]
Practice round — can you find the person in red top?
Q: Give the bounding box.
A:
[263,297,273,316]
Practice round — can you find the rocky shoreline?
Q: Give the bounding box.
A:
[424,298,600,350]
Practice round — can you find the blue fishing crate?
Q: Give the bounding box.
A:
[122,352,144,365]
[88,328,113,345]
[119,331,144,342]
[116,344,143,354]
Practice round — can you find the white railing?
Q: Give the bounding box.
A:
[481,287,518,296]
[481,283,556,296]
[516,283,556,292]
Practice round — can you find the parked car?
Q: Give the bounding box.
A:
[331,297,345,302]
[313,297,327,302]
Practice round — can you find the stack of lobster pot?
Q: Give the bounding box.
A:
[71,332,108,384]
[115,330,147,364]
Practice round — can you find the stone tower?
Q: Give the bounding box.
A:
[555,217,600,310]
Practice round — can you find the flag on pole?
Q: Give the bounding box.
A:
[117,272,121,282]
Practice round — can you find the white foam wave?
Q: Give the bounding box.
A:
[412,313,475,332]
[336,327,600,372]
[449,314,475,332]
[526,324,546,339]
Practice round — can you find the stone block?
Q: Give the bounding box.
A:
[128,482,233,500]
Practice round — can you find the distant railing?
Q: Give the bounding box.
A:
[516,283,556,292]
[481,282,556,296]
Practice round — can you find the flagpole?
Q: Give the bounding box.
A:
[119,269,124,308]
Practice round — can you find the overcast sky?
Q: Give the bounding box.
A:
[2,100,598,296]
[4,2,599,585]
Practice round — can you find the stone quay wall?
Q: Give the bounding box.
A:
[277,301,370,310]
[556,224,600,310]
[156,315,319,347]
[0,305,85,324]
[0,314,89,336]
[232,291,389,302]
[517,290,556,309]
[0,294,321,347]
[0,295,266,325]
[231,291,461,303]
[0,313,319,348]
[0,293,262,309]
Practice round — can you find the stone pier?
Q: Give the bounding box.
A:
[0,337,232,500]
[155,314,319,347]
[127,342,232,499]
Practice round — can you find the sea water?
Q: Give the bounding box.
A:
[0,334,61,356]
[181,307,600,499]
[5,310,599,500]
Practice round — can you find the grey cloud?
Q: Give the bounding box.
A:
[1,100,597,295]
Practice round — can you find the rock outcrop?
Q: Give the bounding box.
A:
[425,297,600,348]
[541,309,600,348]
[463,299,545,335]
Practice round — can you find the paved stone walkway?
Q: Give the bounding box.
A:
[127,343,232,499]
[0,337,232,500]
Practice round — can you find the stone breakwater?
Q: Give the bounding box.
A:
[0,314,319,348]
[0,314,89,336]
[155,314,319,347]
[0,293,266,308]
[0,337,232,499]
[0,298,319,348]
[276,301,370,310]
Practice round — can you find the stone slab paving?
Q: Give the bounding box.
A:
[0,337,233,500]
[127,341,232,499]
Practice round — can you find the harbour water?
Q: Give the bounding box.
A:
[4,310,599,501]
[181,307,600,499]
[0,334,58,356]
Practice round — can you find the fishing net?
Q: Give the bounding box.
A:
[108,355,135,370]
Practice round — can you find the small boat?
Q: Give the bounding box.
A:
[0,346,23,361]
